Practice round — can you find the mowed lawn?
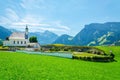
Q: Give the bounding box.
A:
[0,46,120,80]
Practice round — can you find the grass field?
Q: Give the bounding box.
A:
[0,46,120,80]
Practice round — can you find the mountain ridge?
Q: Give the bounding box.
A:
[53,34,73,45]
[0,26,12,40]
[1,22,120,46]
[29,31,58,45]
[72,22,120,46]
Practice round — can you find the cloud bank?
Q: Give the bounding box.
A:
[0,0,71,35]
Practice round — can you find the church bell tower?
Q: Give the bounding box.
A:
[25,25,28,39]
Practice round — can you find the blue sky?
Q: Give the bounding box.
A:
[0,0,120,36]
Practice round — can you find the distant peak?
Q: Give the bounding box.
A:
[87,22,120,25]
[44,30,50,33]
[61,34,72,37]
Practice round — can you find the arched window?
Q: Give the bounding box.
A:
[21,41,23,44]
[24,41,26,44]
[17,41,19,44]
[13,41,15,44]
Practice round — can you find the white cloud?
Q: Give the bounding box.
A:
[0,16,12,25]
[20,0,46,10]
[12,22,50,27]
[51,21,71,31]
[0,0,71,35]
[20,3,26,9]
[39,27,68,32]
[57,25,71,31]
[8,14,71,34]
[5,8,20,22]
[0,8,20,27]
[10,21,70,33]
[21,14,45,23]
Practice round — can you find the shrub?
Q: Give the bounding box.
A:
[72,55,114,62]
[64,48,68,51]
[110,53,115,59]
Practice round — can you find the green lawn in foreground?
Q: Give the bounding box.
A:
[0,46,120,80]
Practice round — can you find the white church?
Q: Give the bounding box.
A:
[3,26,40,50]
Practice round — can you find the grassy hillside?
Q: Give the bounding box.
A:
[96,46,120,59]
[0,46,120,80]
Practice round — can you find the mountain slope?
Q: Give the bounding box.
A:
[1,22,120,46]
[29,30,58,45]
[72,22,120,46]
[0,26,12,40]
[53,34,73,45]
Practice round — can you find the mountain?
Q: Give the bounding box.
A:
[72,22,120,46]
[1,22,120,46]
[29,30,58,45]
[0,26,12,40]
[53,34,73,45]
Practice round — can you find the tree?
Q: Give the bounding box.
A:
[29,36,38,43]
[0,39,3,46]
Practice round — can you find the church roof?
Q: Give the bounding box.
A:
[9,32,25,39]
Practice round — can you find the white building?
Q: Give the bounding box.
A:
[3,25,41,51]
[3,26,29,47]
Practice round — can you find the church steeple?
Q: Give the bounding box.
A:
[25,25,28,39]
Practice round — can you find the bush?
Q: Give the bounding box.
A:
[72,55,114,62]
[64,48,68,51]
[110,53,115,59]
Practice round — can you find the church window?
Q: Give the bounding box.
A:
[13,41,15,44]
[21,41,23,44]
[24,41,26,44]
[17,41,19,44]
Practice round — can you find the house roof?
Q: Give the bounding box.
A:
[9,32,25,39]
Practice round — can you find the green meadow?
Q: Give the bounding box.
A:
[0,46,120,80]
